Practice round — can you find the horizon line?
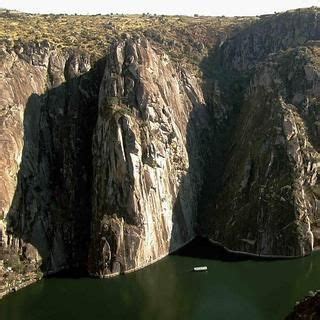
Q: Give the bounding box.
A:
[0,5,319,18]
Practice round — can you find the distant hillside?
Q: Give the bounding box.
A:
[0,10,253,64]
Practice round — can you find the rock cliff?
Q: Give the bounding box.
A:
[0,42,104,295]
[2,7,320,296]
[201,10,320,257]
[88,38,207,276]
[0,36,209,293]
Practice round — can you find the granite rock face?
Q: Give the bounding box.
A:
[0,46,49,293]
[88,39,207,276]
[0,37,208,289]
[0,42,103,295]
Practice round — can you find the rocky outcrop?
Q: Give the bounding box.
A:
[286,290,320,319]
[88,38,208,276]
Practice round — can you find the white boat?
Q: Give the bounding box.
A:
[193,266,208,272]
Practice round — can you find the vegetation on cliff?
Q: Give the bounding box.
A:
[0,10,252,65]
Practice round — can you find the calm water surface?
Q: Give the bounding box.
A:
[1,252,320,320]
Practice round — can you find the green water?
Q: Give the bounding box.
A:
[1,253,320,320]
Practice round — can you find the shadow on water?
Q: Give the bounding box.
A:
[2,56,105,275]
[172,237,251,261]
[172,236,303,262]
[0,243,319,320]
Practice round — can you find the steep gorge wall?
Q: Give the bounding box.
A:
[0,37,209,292]
[0,42,103,295]
[201,11,320,256]
[88,39,208,276]
[2,9,320,297]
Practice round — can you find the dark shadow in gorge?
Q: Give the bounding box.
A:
[176,11,320,257]
[167,72,213,256]
[196,43,250,238]
[194,11,320,226]
[171,237,301,262]
[167,17,309,257]
[166,40,249,256]
[171,237,250,262]
[2,57,105,276]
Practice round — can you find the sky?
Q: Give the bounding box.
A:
[0,0,319,16]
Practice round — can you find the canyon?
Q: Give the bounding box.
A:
[1,8,320,300]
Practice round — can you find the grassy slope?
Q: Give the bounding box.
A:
[0,11,253,66]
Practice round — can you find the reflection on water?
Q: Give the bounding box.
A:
[1,251,320,320]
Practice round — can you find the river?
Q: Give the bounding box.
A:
[0,243,319,320]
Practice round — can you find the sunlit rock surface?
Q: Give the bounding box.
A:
[88,39,207,276]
